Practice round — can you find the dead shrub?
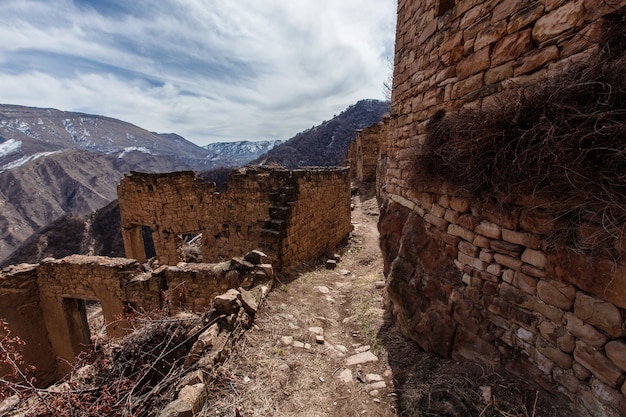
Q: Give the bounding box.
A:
[413,13,626,252]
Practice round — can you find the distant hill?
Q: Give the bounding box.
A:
[255,99,389,168]
[2,167,233,267]
[0,105,282,263]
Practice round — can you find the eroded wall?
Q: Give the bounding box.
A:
[0,254,272,384]
[118,167,351,269]
[381,1,626,415]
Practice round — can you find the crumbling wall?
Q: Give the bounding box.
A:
[381,1,626,415]
[118,167,351,269]
[0,254,273,385]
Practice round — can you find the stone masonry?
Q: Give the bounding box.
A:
[118,167,352,269]
[380,1,626,416]
[0,253,273,385]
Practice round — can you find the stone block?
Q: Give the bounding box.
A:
[532,1,585,43]
[521,248,547,269]
[479,249,494,264]
[475,221,501,239]
[494,253,523,271]
[456,47,491,80]
[449,196,470,213]
[473,234,491,249]
[574,341,624,387]
[214,289,241,314]
[490,240,523,256]
[507,2,545,33]
[537,279,575,310]
[457,214,478,231]
[448,224,475,242]
[574,293,623,338]
[487,263,503,277]
[458,241,479,257]
[485,62,514,85]
[606,341,626,373]
[515,46,560,76]
[591,378,626,417]
[513,272,538,295]
[492,0,530,22]
[458,252,487,271]
[540,321,576,353]
[536,336,572,369]
[501,229,541,249]
[565,313,608,348]
[451,73,484,99]
[475,20,507,51]
[492,29,533,66]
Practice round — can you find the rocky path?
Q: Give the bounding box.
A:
[200,195,573,417]
[201,195,398,417]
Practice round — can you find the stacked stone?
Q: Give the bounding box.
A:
[118,167,352,270]
[353,124,384,184]
[385,185,626,416]
[281,168,352,268]
[386,0,626,201]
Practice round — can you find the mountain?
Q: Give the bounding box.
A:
[203,139,284,167]
[0,105,276,263]
[1,167,233,267]
[255,99,389,168]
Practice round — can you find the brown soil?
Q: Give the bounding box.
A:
[200,193,575,417]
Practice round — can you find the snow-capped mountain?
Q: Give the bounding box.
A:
[0,105,285,263]
[203,139,284,167]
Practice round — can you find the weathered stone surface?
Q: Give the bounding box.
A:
[536,336,572,369]
[515,45,559,75]
[539,321,575,353]
[508,2,545,33]
[214,289,241,314]
[536,279,575,310]
[492,29,533,66]
[606,341,626,372]
[475,221,501,239]
[574,293,624,338]
[494,253,522,271]
[574,341,624,388]
[532,1,585,43]
[521,248,547,269]
[501,229,541,249]
[546,246,626,309]
[346,351,378,366]
[565,313,608,348]
[158,383,207,417]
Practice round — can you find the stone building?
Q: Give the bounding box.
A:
[380,0,626,415]
[118,166,352,269]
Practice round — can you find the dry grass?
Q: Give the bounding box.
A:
[413,13,626,254]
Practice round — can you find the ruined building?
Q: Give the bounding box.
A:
[378,0,626,415]
[0,166,352,385]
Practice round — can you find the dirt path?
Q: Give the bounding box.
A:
[201,195,397,417]
[201,195,573,417]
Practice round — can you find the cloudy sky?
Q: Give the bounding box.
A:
[0,0,396,145]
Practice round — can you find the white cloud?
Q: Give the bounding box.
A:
[0,0,396,144]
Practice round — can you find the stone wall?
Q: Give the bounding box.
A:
[0,254,272,384]
[380,1,626,415]
[118,167,351,269]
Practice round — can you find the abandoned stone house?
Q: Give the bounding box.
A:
[0,166,352,385]
[378,0,626,415]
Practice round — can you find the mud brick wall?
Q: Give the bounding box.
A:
[0,254,273,385]
[380,1,626,415]
[118,167,351,269]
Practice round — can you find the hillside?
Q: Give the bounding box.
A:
[256,99,389,168]
[1,167,233,267]
[0,105,281,263]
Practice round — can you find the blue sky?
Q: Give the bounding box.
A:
[0,0,396,145]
